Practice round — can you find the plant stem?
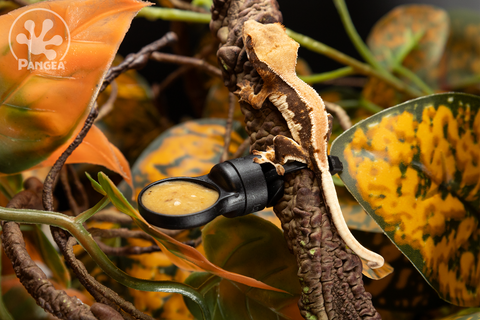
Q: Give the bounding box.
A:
[0,206,211,320]
[300,66,355,84]
[333,0,384,72]
[394,65,434,95]
[286,29,423,98]
[450,74,480,90]
[391,29,425,68]
[359,97,383,113]
[137,7,211,23]
[74,197,110,224]
[333,0,426,98]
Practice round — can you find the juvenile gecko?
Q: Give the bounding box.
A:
[236,20,384,269]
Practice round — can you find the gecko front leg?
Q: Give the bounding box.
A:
[236,79,275,109]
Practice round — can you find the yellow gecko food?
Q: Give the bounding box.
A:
[142,181,219,215]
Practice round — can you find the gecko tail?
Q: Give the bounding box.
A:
[319,168,385,269]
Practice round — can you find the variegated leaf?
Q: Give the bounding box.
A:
[330,92,480,307]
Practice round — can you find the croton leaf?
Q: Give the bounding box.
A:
[363,5,449,107]
[185,215,302,320]
[330,92,480,307]
[89,172,286,294]
[129,119,247,200]
[367,5,449,80]
[0,0,145,181]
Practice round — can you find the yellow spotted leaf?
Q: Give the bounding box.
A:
[0,0,147,180]
[129,119,246,200]
[330,93,480,307]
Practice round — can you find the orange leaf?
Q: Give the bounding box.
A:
[0,0,148,176]
[37,125,132,188]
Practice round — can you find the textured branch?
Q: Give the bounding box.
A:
[324,101,352,131]
[61,236,156,320]
[1,179,97,320]
[150,52,222,78]
[210,0,380,318]
[101,32,178,92]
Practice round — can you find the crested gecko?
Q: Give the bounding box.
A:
[237,20,384,269]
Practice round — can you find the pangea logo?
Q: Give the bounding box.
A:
[9,8,70,71]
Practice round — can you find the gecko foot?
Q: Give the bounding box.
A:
[235,79,255,104]
[253,148,285,175]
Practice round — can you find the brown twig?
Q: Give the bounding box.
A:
[88,227,156,243]
[68,164,89,212]
[89,209,134,225]
[43,107,98,212]
[183,236,202,248]
[169,0,208,13]
[61,236,155,320]
[101,32,178,92]
[96,241,161,256]
[96,81,119,122]
[324,101,352,130]
[220,92,236,162]
[154,41,217,99]
[60,166,81,216]
[232,138,250,159]
[150,52,222,78]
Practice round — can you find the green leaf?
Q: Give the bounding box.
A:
[74,196,110,224]
[24,225,71,289]
[192,215,303,320]
[330,92,480,307]
[85,172,106,196]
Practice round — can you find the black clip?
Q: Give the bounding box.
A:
[328,155,343,175]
